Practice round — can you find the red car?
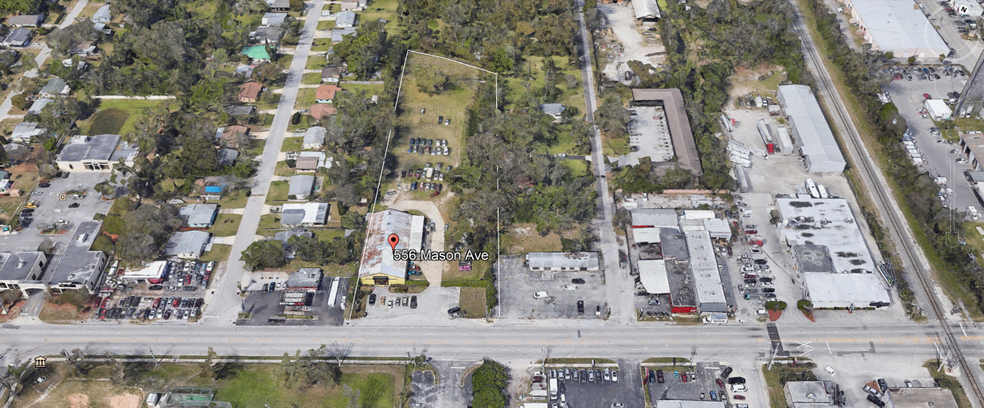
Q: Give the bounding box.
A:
[923,93,932,100]
[152,297,161,309]
[716,379,725,388]
[744,230,757,235]
[682,372,688,382]
[734,396,746,400]
[99,308,107,320]
[172,297,181,307]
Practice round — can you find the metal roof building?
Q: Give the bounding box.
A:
[526,252,600,271]
[784,381,836,408]
[628,89,702,176]
[287,268,322,291]
[803,273,891,308]
[288,175,316,200]
[280,203,329,226]
[164,231,211,260]
[684,230,726,312]
[303,127,326,149]
[631,208,678,228]
[335,11,357,28]
[638,259,670,294]
[847,0,948,61]
[179,204,218,228]
[777,85,846,173]
[56,135,139,172]
[358,209,424,285]
[632,0,661,20]
[776,197,876,273]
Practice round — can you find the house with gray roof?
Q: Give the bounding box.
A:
[92,5,111,24]
[56,135,139,172]
[179,204,218,228]
[251,26,284,45]
[274,228,314,259]
[335,11,357,28]
[40,77,69,98]
[261,12,288,27]
[28,98,52,115]
[302,127,326,149]
[288,175,316,200]
[331,27,358,43]
[281,203,329,226]
[218,148,239,166]
[164,231,212,260]
[266,0,290,11]
[7,14,44,28]
[539,103,565,120]
[10,122,44,143]
[1,28,32,47]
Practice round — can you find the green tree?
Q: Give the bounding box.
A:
[90,234,115,254]
[240,240,286,270]
[940,54,946,62]
[908,56,916,65]
[289,0,304,11]
[486,47,513,73]
[471,360,508,408]
[340,209,365,229]
[10,94,28,111]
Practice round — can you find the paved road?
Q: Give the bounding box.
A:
[789,1,984,404]
[0,322,971,364]
[201,0,326,325]
[576,1,636,325]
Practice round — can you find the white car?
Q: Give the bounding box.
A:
[825,366,836,376]
[612,370,619,382]
[534,291,549,299]
[563,285,578,291]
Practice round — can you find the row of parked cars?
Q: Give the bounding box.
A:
[738,253,776,299]
[550,367,619,383]
[368,293,418,309]
[407,137,451,156]
[99,296,204,321]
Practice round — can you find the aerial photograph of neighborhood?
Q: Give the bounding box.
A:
[1,0,984,406]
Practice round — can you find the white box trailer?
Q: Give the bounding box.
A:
[776,127,794,154]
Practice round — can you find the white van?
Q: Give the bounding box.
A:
[534,291,549,299]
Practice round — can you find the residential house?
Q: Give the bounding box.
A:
[10,122,44,143]
[27,98,51,115]
[0,251,48,298]
[220,125,250,149]
[288,174,316,200]
[91,5,111,24]
[70,41,97,57]
[218,148,239,166]
[238,82,263,103]
[280,203,330,226]
[7,14,44,28]
[241,46,271,62]
[0,171,11,193]
[223,105,257,124]
[179,204,219,228]
[295,151,332,171]
[335,11,357,28]
[539,103,565,120]
[56,134,139,172]
[331,27,357,44]
[164,231,212,260]
[309,104,337,120]
[251,26,284,45]
[302,126,327,149]
[40,77,70,98]
[274,228,314,259]
[266,0,290,11]
[45,221,108,294]
[340,0,367,11]
[315,84,339,104]
[261,12,288,27]
[1,28,32,47]
[321,66,342,83]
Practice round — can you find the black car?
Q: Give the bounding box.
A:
[867,395,886,407]
[438,116,444,124]
[744,278,757,284]
[759,277,773,283]
[577,300,584,315]
[369,293,376,305]
[571,278,586,284]
[38,182,50,188]
[763,288,775,293]
[401,171,407,178]
[195,298,204,307]
[754,259,767,265]
[69,202,80,208]
[720,367,733,378]
[728,377,746,385]
[410,295,417,309]
[878,379,888,392]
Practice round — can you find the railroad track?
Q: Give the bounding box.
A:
[789,4,984,404]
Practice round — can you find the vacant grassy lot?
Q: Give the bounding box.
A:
[275,161,296,177]
[503,223,563,254]
[200,244,232,263]
[297,88,317,105]
[208,213,243,237]
[306,54,328,70]
[266,181,289,204]
[282,137,303,152]
[81,99,173,137]
[303,72,323,84]
[458,286,487,318]
[14,362,403,408]
[247,139,267,157]
[345,83,386,97]
[214,190,249,209]
[504,56,585,112]
[257,214,283,236]
[38,301,90,324]
[317,20,336,30]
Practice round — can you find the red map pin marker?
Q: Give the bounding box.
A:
[387,234,400,251]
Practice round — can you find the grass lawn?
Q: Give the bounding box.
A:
[306,55,328,70]
[311,39,333,53]
[546,127,577,155]
[925,361,972,408]
[0,118,21,137]
[275,161,296,177]
[265,181,289,204]
[312,228,345,242]
[214,190,250,209]
[282,136,303,152]
[248,139,267,158]
[443,259,487,281]
[257,214,283,236]
[208,213,243,237]
[297,88,317,105]
[80,99,172,137]
[603,134,629,156]
[15,362,403,408]
[344,83,386,97]
[561,159,590,177]
[504,56,585,112]
[200,244,233,263]
[502,223,563,254]
[257,94,282,110]
[303,72,323,85]
[317,20,336,30]
[458,286,487,318]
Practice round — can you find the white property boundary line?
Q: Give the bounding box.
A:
[349,51,500,320]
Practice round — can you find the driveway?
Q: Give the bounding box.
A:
[202,0,326,325]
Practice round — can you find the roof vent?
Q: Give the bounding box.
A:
[16,261,25,268]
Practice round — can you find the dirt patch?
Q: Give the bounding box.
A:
[108,393,141,408]
[68,393,90,408]
[0,300,24,322]
[39,301,90,324]
[505,223,563,254]
[597,3,666,82]
[729,65,787,98]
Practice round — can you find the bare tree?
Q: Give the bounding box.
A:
[61,349,86,375]
[328,341,354,366]
[147,344,175,368]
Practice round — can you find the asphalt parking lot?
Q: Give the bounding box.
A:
[0,172,112,252]
[647,363,731,402]
[236,277,348,326]
[498,257,607,319]
[553,361,645,408]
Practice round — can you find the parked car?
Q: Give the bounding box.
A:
[721,367,733,378]
[923,93,932,100]
[717,379,725,388]
[656,370,664,383]
[410,296,417,309]
[710,391,718,401]
[577,300,584,315]
[369,293,376,305]
[572,278,586,284]
[867,395,886,407]
[754,259,767,265]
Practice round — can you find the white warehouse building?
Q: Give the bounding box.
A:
[847,0,949,61]
[777,85,847,173]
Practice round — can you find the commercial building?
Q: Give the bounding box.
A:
[122,260,169,284]
[655,401,726,408]
[660,228,698,313]
[46,222,108,294]
[525,252,600,272]
[0,251,47,298]
[288,175,316,200]
[684,230,726,313]
[960,132,984,171]
[280,203,330,227]
[803,273,891,308]
[891,388,959,408]
[632,0,661,21]
[56,135,139,172]
[179,204,219,228]
[624,89,702,175]
[777,197,876,273]
[303,127,327,149]
[638,259,670,294]
[847,0,948,60]
[777,85,847,173]
[164,231,211,260]
[286,268,322,291]
[358,209,425,285]
[951,0,984,16]
[784,381,836,408]
[630,208,678,244]
[925,99,952,120]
